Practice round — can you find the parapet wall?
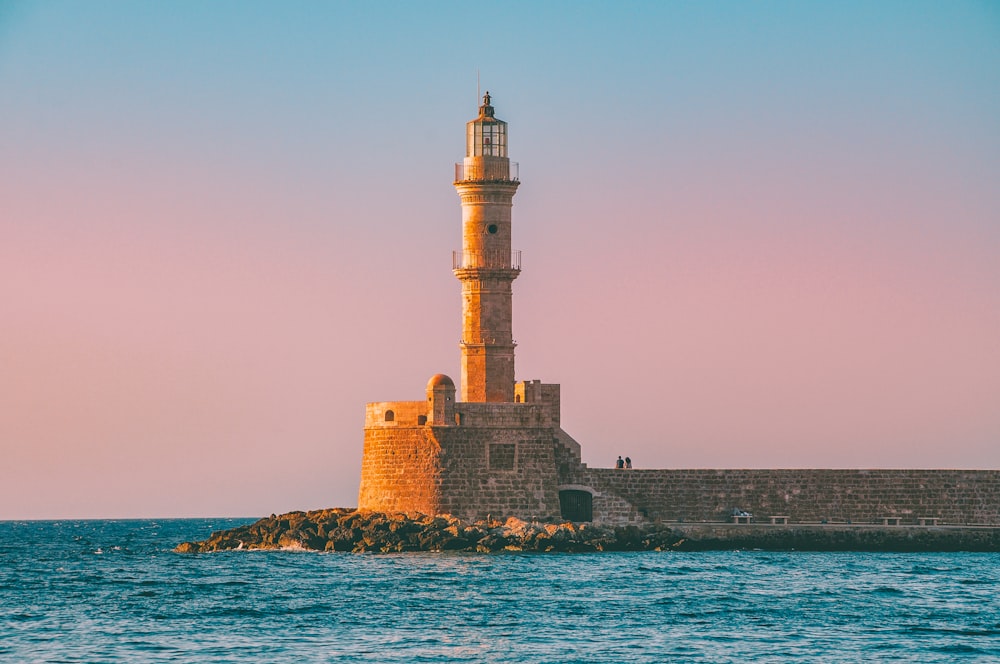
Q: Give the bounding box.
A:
[572,468,1000,526]
[365,401,428,427]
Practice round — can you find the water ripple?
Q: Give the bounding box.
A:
[1,521,999,662]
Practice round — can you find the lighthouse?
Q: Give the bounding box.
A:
[453,92,521,403]
[359,92,577,522]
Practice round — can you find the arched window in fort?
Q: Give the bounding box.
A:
[417,415,427,425]
[559,489,593,522]
[384,410,395,422]
[514,394,521,403]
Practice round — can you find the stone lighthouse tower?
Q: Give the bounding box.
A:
[453,92,520,403]
[359,93,579,522]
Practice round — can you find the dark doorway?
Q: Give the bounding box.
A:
[559,490,593,522]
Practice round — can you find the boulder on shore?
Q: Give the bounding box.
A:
[174,509,1000,554]
[174,509,681,553]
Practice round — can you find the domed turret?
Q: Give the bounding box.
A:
[426,374,456,425]
[427,374,455,390]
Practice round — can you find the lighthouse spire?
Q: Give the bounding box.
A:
[453,93,520,402]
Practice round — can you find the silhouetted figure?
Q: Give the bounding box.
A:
[616,456,624,469]
[625,457,632,469]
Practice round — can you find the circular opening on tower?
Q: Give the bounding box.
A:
[486,224,498,235]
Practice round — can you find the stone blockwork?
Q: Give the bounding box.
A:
[360,381,1000,526]
[358,421,563,521]
[433,424,560,521]
[359,378,569,522]
[567,468,1000,526]
[357,426,442,515]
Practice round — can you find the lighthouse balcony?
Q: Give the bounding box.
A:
[453,249,521,271]
[455,161,519,183]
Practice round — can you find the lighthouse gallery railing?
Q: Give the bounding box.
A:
[453,249,521,270]
[454,161,519,182]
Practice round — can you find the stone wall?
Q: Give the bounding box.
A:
[360,381,1000,527]
[434,425,561,521]
[358,423,562,521]
[456,402,550,428]
[359,395,566,521]
[359,412,1000,525]
[365,401,428,427]
[570,468,1000,526]
[358,427,442,514]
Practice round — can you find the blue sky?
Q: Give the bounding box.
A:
[1,1,998,517]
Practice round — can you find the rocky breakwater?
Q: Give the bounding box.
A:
[175,509,1000,554]
[174,509,683,553]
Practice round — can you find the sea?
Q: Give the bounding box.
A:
[1,519,998,663]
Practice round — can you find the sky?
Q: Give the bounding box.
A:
[1,1,998,519]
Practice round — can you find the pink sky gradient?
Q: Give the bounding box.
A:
[1,2,998,518]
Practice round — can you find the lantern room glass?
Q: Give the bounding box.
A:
[467,120,507,157]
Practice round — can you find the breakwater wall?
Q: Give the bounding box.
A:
[572,469,1000,526]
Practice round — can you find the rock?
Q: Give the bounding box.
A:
[172,510,1000,554]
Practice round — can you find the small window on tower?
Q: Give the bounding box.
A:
[384,410,395,422]
[487,224,498,235]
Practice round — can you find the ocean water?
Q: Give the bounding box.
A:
[1,520,998,663]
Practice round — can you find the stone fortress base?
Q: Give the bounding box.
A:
[358,375,1000,527]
